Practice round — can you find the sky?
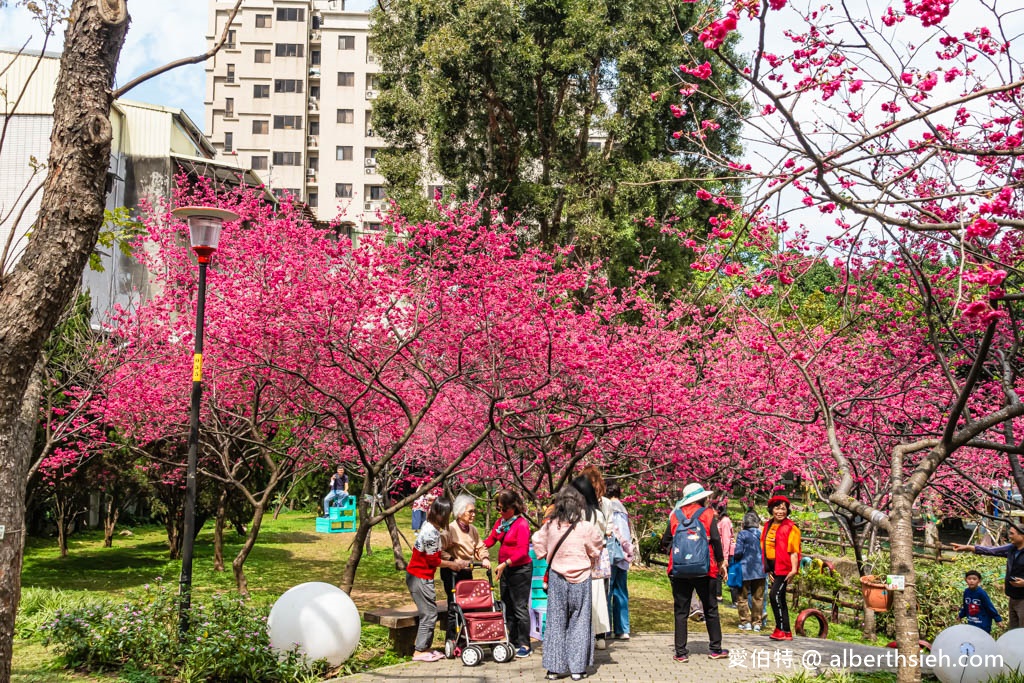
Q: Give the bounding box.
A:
[0,0,375,127]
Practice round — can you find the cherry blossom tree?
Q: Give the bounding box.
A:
[664,2,1024,678]
[103,184,334,595]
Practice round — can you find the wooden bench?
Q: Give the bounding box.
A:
[363,601,448,656]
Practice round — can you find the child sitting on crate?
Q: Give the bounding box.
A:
[959,570,1003,633]
[406,497,470,662]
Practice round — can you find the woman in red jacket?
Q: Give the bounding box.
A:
[761,495,801,640]
[484,490,534,658]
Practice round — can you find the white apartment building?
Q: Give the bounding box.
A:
[206,0,401,234]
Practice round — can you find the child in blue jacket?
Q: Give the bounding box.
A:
[959,570,1002,633]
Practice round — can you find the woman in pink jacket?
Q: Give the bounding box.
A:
[533,487,603,681]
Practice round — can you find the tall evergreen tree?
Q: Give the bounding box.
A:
[370,0,745,294]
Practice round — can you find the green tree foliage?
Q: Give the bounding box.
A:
[370,0,745,294]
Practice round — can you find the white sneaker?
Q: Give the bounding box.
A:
[738,623,752,631]
[596,638,607,650]
[753,625,762,632]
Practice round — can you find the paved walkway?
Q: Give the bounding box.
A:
[336,633,914,682]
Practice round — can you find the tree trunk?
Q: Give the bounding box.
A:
[862,607,876,640]
[340,518,373,594]
[231,503,267,596]
[55,496,69,559]
[165,516,182,560]
[213,488,228,572]
[0,1,127,675]
[384,513,408,571]
[889,494,921,683]
[0,365,42,683]
[102,493,119,548]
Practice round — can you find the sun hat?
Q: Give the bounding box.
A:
[677,482,714,507]
[766,494,791,513]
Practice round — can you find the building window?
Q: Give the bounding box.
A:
[367,185,387,201]
[224,132,233,152]
[274,79,304,93]
[273,115,303,129]
[308,192,318,208]
[310,85,320,99]
[311,49,321,66]
[273,188,302,199]
[272,151,302,166]
[251,155,268,170]
[276,7,305,21]
[253,84,270,98]
[309,120,320,136]
[225,98,234,117]
[337,72,355,87]
[275,43,304,58]
[337,109,354,124]
[308,156,319,171]
[365,147,379,161]
[338,35,355,50]
[336,146,353,161]
[255,14,271,28]
[226,64,235,83]
[365,222,383,231]
[336,183,352,198]
[225,30,236,49]
[252,120,269,134]
[255,49,271,64]
[366,74,381,90]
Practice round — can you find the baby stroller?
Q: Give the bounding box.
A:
[444,563,515,666]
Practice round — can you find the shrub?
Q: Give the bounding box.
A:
[41,579,327,682]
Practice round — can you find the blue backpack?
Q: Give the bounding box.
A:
[669,507,710,578]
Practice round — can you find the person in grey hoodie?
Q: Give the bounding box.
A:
[605,483,634,639]
[732,510,767,631]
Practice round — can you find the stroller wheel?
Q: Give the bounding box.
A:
[461,645,484,666]
[492,642,514,663]
[444,640,456,659]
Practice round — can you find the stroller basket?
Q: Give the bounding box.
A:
[455,579,506,642]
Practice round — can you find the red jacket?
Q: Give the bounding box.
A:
[761,517,801,576]
[664,504,722,579]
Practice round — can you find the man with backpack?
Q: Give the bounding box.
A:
[661,482,728,663]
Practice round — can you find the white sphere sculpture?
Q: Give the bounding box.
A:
[268,582,361,666]
[930,624,1002,683]
[997,628,1024,675]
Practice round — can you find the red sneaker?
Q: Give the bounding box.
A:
[780,632,793,641]
[768,628,786,640]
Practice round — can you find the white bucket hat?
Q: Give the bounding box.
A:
[676,482,714,508]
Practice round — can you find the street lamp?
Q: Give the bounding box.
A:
[171,205,238,637]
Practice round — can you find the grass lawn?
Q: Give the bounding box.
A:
[15,506,904,680]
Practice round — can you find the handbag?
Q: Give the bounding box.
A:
[607,533,626,564]
[592,545,612,580]
[542,522,577,590]
[727,559,744,589]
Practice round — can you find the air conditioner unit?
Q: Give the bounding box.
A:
[364,202,376,211]
[365,90,377,99]
[307,136,318,147]
[364,167,375,174]
[367,54,377,64]
[306,168,316,177]
[366,128,375,137]
[364,158,376,167]
[309,68,321,77]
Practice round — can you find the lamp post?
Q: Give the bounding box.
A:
[171,206,238,637]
